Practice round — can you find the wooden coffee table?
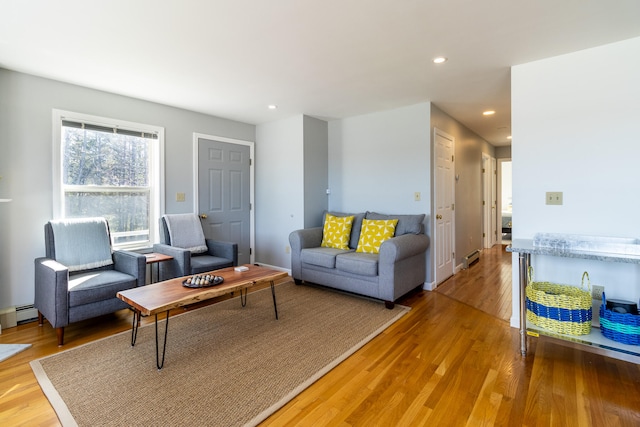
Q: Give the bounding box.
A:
[117,264,288,369]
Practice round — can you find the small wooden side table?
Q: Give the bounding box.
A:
[145,253,174,284]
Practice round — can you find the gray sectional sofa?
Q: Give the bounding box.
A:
[289,211,429,308]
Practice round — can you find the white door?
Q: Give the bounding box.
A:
[482,154,498,248]
[434,128,455,285]
[195,134,254,265]
[482,154,491,248]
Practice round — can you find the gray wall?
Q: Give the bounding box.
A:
[327,103,432,282]
[0,69,255,308]
[431,104,495,267]
[495,145,511,159]
[255,115,305,269]
[303,116,329,228]
[254,115,328,269]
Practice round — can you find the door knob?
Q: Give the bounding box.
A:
[199,213,207,219]
[436,214,442,220]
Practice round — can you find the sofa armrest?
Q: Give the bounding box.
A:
[289,227,323,280]
[113,250,147,287]
[379,234,430,264]
[377,234,430,302]
[153,243,191,280]
[34,257,70,328]
[289,227,323,251]
[206,240,238,266]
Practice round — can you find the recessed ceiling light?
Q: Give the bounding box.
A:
[433,56,447,64]
[482,110,495,116]
[267,105,277,110]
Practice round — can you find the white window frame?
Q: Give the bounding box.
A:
[52,109,165,250]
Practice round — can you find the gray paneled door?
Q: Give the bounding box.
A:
[198,137,251,265]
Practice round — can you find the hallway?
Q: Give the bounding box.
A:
[436,244,512,322]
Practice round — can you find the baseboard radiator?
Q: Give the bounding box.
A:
[16,304,38,324]
[463,249,480,269]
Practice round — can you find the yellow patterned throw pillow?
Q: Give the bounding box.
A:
[321,214,355,250]
[356,219,399,254]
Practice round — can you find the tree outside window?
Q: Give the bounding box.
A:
[54,110,164,249]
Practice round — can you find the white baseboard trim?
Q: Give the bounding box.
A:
[0,307,17,329]
[422,281,437,291]
[252,263,291,276]
[454,263,464,274]
[510,316,519,328]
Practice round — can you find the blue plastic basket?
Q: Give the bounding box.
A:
[599,292,640,346]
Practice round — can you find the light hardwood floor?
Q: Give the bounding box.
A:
[2,245,640,426]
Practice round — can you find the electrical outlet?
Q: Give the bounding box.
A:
[592,285,605,301]
[546,191,563,205]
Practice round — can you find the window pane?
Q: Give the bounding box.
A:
[65,191,150,244]
[62,127,149,187]
[55,110,162,251]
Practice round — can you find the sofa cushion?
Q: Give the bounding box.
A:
[301,247,351,269]
[323,211,366,249]
[321,213,354,250]
[366,212,425,236]
[191,254,233,274]
[68,270,136,306]
[336,252,379,276]
[356,219,398,254]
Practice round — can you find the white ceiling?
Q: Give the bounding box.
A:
[2,1,640,147]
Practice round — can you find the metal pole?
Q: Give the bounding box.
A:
[519,252,529,356]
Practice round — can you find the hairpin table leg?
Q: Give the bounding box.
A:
[155,310,170,370]
[240,288,247,307]
[130,309,140,346]
[271,281,278,320]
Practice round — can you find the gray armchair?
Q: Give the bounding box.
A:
[152,214,237,281]
[34,218,146,346]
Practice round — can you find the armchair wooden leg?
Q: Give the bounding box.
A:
[38,311,44,326]
[56,327,64,346]
[384,301,395,310]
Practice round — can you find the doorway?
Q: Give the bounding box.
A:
[194,133,255,265]
[498,159,512,243]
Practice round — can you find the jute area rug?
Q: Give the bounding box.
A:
[31,281,409,427]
